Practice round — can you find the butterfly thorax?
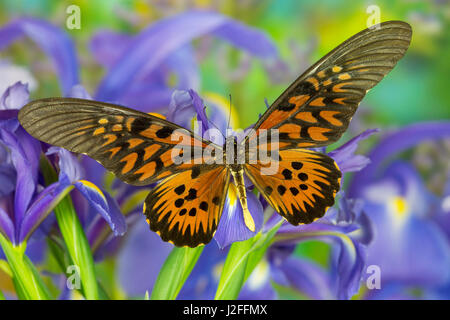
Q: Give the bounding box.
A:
[222,136,255,231]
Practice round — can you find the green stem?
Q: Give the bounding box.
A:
[40,156,99,300]
[151,246,204,300]
[0,233,52,300]
[215,220,282,300]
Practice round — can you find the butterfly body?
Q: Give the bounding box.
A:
[18,21,412,247]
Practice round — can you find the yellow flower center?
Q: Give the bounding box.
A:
[391,196,409,219]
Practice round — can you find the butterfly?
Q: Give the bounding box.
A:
[18,21,412,247]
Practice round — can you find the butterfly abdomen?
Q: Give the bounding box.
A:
[229,164,255,232]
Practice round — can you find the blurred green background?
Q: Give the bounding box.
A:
[1,0,448,129]
[0,0,449,299]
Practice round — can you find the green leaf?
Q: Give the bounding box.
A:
[0,259,12,277]
[151,246,204,300]
[0,289,5,300]
[0,233,52,300]
[215,220,282,300]
[40,156,99,300]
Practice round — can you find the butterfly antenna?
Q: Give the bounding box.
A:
[227,94,232,132]
[204,105,225,140]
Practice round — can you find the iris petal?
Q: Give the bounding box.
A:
[74,180,126,236]
[328,128,379,173]
[19,182,73,243]
[214,188,263,249]
[0,82,29,110]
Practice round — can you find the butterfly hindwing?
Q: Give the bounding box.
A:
[247,21,412,149]
[245,149,341,224]
[144,166,230,247]
[18,98,219,186]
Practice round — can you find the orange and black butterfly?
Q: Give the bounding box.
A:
[19,21,412,247]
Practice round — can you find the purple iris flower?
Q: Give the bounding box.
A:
[347,123,450,299]
[0,83,125,248]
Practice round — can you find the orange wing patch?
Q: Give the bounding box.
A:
[245,149,341,224]
[144,166,230,247]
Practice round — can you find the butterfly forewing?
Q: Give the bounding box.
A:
[247,21,412,149]
[18,98,219,186]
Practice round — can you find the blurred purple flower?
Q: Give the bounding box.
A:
[93,10,280,112]
[0,18,79,95]
[347,123,450,298]
[116,216,172,297]
[361,162,450,297]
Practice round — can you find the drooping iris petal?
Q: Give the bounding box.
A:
[96,10,278,102]
[0,18,79,95]
[328,129,379,173]
[0,81,29,110]
[48,146,126,236]
[74,180,126,236]
[214,185,263,249]
[18,182,73,243]
[117,217,172,297]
